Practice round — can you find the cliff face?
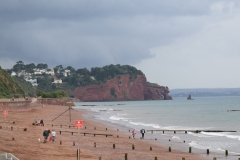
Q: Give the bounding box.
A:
[67,75,172,101]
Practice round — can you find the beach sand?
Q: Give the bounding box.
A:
[0,101,210,160]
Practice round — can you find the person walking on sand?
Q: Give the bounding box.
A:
[43,129,49,143]
[140,128,146,139]
[51,129,56,143]
[132,129,136,139]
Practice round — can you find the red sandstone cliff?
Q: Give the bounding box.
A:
[67,75,172,101]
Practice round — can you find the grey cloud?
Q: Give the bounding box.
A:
[0,0,235,70]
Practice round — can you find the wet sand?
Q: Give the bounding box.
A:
[0,102,210,160]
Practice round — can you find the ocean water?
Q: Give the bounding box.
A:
[74,96,240,159]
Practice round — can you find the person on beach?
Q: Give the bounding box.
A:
[34,117,38,124]
[132,129,136,139]
[140,129,146,139]
[43,129,49,143]
[51,129,56,143]
[40,119,44,126]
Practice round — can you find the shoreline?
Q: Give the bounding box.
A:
[76,105,239,160]
[0,103,210,160]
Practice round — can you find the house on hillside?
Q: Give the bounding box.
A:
[45,69,54,75]
[18,70,26,77]
[52,79,62,84]
[11,71,17,76]
[63,69,70,77]
[26,78,38,86]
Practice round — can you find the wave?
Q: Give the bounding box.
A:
[109,115,129,121]
[172,136,181,140]
[161,126,211,130]
[189,141,210,150]
[188,132,214,138]
[129,121,161,129]
[202,132,240,141]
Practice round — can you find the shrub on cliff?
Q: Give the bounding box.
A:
[37,90,68,98]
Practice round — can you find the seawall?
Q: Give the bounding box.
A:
[0,99,32,111]
[37,98,75,105]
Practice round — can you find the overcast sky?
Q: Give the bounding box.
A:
[1,0,240,89]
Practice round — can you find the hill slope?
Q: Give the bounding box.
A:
[0,67,25,98]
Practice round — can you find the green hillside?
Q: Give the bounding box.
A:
[0,66,25,98]
[12,76,36,97]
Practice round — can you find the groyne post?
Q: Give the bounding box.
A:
[132,144,135,150]
[113,144,115,149]
[189,147,191,153]
[150,147,152,151]
[182,158,185,160]
[169,147,171,152]
[207,149,209,154]
[225,150,228,156]
[125,153,128,160]
[213,158,217,160]
[94,142,96,147]
[154,157,157,160]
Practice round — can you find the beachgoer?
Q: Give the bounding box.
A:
[132,129,136,139]
[49,136,52,142]
[140,129,146,139]
[51,129,56,143]
[43,129,49,143]
[37,119,41,125]
[34,117,38,124]
[40,119,44,126]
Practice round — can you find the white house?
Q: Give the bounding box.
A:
[45,69,54,75]
[11,71,17,76]
[63,69,71,77]
[90,76,95,80]
[18,70,25,77]
[52,79,62,84]
[26,79,38,86]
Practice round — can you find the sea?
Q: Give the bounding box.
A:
[74,96,240,160]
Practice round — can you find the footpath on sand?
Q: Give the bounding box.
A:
[0,102,209,160]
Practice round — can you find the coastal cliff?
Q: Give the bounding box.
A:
[67,74,172,101]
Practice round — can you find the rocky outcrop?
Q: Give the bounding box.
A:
[67,75,172,101]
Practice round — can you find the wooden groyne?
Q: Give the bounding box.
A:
[147,130,237,133]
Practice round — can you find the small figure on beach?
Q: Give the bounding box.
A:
[51,129,56,143]
[43,129,50,143]
[34,117,38,124]
[140,129,146,139]
[40,119,44,126]
[132,129,136,139]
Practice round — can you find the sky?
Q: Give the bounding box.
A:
[0,0,240,89]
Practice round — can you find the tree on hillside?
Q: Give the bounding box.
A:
[25,63,36,73]
[76,68,90,76]
[66,66,76,73]
[36,63,48,69]
[16,61,24,65]
[13,61,25,72]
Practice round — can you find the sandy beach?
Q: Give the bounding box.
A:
[0,101,210,160]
